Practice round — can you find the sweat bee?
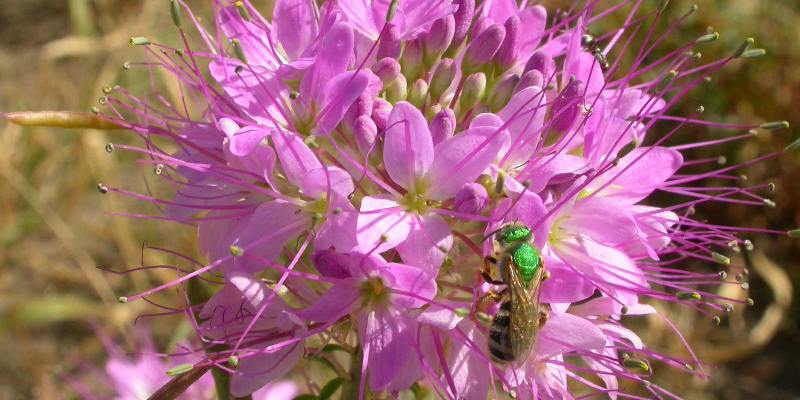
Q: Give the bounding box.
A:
[481,224,548,364]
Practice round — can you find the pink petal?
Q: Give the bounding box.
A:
[536,312,605,358]
[383,102,434,190]
[338,0,382,39]
[387,263,437,309]
[449,321,491,400]
[270,130,322,187]
[230,331,304,397]
[229,201,308,273]
[218,6,280,69]
[360,310,413,391]
[498,86,546,164]
[427,126,509,200]
[356,195,413,253]
[295,284,360,322]
[516,6,547,59]
[300,21,354,102]
[418,304,463,330]
[483,0,519,23]
[540,261,595,304]
[229,126,272,156]
[316,71,371,135]
[273,0,319,60]
[396,215,453,276]
[301,166,354,199]
[251,381,299,400]
[314,198,359,252]
[561,197,637,246]
[521,153,589,193]
[596,147,683,204]
[209,61,288,126]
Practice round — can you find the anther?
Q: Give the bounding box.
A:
[167,364,194,376]
[744,240,754,251]
[98,96,108,105]
[97,183,108,194]
[787,229,800,238]
[739,174,748,182]
[746,298,755,306]
[169,0,182,27]
[90,106,100,114]
[118,296,128,303]
[235,1,252,21]
[229,245,244,256]
[718,271,728,280]
[723,304,734,313]
[760,121,790,130]
[768,182,776,192]
[234,65,244,74]
[741,48,766,59]
[677,292,702,301]
[380,234,389,243]
[717,156,726,165]
[735,273,744,282]
[740,282,750,290]
[154,164,164,175]
[232,39,247,63]
[763,199,776,208]
[621,306,629,315]
[494,170,506,195]
[697,32,719,43]
[623,358,651,373]
[386,0,399,21]
[289,91,300,100]
[105,143,114,153]
[228,355,239,367]
[734,38,755,58]
[129,37,151,46]
[711,252,731,265]
[696,105,705,113]
[712,316,721,326]
[102,86,113,95]
[332,207,342,215]
[455,308,470,317]
[657,70,678,91]
[175,48,184,56]
[785,138,800,152]
[123,61,132,70]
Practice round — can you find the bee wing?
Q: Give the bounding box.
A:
[506,260,543,363]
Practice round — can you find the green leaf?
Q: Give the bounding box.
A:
[292,395,317,400]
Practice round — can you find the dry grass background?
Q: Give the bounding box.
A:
[0,0,797,399]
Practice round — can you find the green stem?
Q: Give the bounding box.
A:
[340,347,363,400]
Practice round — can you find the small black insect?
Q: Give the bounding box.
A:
[581,33,610,72]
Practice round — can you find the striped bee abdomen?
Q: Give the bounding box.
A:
[488,301,515,362]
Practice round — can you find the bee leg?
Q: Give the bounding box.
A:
[481,256,505,285]
[538,309,549,327]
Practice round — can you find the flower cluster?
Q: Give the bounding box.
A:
[92,0,793,399]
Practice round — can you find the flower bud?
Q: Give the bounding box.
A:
[408,79,429,108]
[354,115,378,155]
[452,0,475,44]
[424,15,455,66]
[462,24,505,74]
[517,70,544,92]
[470,17,493,41]
[429,58,456,100]
[401,38,424,80]
[377,23,402,59]
[385,74,408,103]
[454,183,488,214]
[459,72,486,111]
[496,15,520,71]
[487,74,519,112]
[372,57,401,86]
[524,52,555,87]
[312,249,351,278]
[371,98,392,132]
[429,108,456,145]
[551,79,585,133]
[343,90,374,133]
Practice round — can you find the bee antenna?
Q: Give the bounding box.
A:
[481,226,505,243]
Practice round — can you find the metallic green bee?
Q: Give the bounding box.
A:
[482,224,548,363]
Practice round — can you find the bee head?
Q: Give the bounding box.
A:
[497,224,532,244]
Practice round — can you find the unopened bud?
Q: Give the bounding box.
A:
[470,17,493,41]
[517,70,544,92]
[429,108,456,145]
[354,115,378,155]
[496,15,520,71]
[430,58,456,100]
[344,91,374,132]
[408,79,429,108]
[487,74,519,112]
[372,57,401,86]
[371,98,392,132]
[459,72,486,111]
[550,79,585,133]
[523,52,555,82]
[425,15,455,66]
[462,24,505,74]
[401,38,424,80]
[377,24,402,59]
[454,183,488,214]
[312,249,351,278]
[385,74,408,103]
[452,0,475,44]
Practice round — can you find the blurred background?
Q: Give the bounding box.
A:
[0,0,797,399]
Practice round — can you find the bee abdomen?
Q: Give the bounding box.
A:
[488,301,516,362]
